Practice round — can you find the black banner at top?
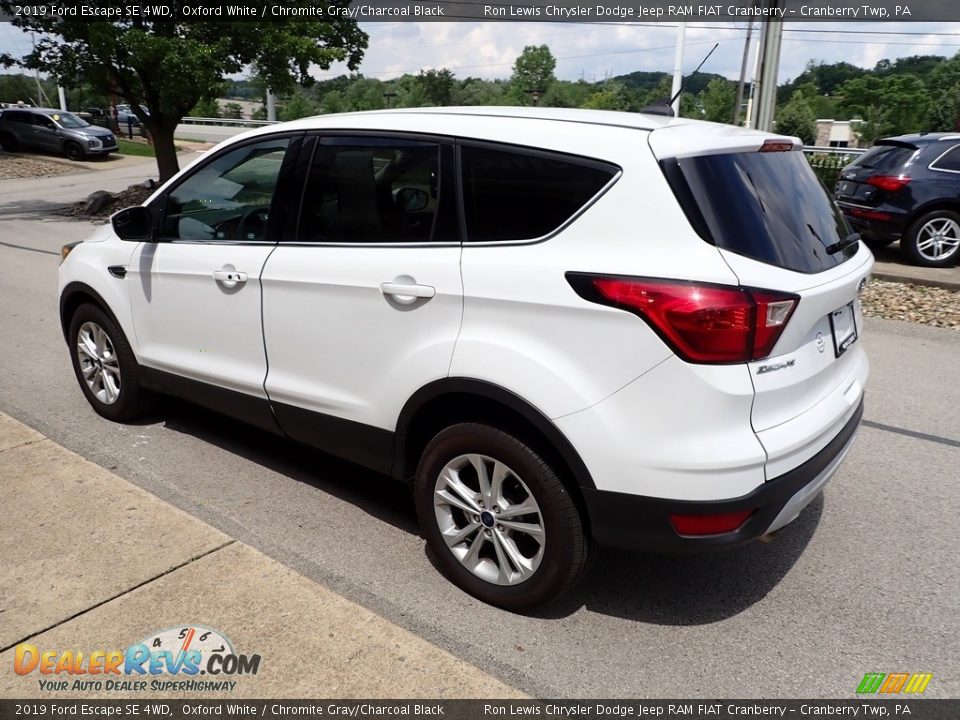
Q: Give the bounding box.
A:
[1,0,959,22]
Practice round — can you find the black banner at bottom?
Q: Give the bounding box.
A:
[1,700,959,720]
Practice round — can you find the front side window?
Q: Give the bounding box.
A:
[460,145,617,242]
[297,138,441,244]
[162,137,290,242]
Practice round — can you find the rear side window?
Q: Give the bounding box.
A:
[664,150,854,274]
[930,145,960,172]
[297,138,442,244]
[460,145,617,242]
[854,144,916,173]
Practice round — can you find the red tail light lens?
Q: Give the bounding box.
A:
[567,275,799,364]
[669,509,754,535]
[865,175,911,193]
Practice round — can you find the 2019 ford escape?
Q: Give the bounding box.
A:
[58,108,871,610]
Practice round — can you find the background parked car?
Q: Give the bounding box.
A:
[0,107,118,160]
[835,133,960,267]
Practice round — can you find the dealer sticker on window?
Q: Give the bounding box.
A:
[829,301,858,358]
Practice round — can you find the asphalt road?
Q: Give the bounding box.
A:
[1,169,958,699]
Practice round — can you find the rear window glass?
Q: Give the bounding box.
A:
[461,145,617,242]
[664,150,854,274]
[854,144,916,173]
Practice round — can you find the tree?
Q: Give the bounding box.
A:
[279,92,317,121]
[775,91,817,144]
[0,9,367,181]
[221,102,243,120]
[189,97,221,118]
[837,74,929,143]
[700,78,736,123]
[510,45,556,103]
[417,68,454,106]
[582,82,632,111]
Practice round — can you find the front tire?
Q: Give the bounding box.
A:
[902,210,960,267]
[64,141,85,161]
[68,303,152,422]
[414,423,589,612]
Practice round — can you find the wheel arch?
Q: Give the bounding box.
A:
[59,282,120,343]
[906,200,960,230]
[394,379,597,500]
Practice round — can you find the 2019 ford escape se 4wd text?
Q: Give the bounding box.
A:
[58,107,871,611]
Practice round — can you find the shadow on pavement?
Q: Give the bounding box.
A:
[156,397,420,537]
[0,199,79,220]
[543,495,821,623]
[140,396,819,625]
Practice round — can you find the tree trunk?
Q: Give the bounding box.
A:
[146,116,181,183]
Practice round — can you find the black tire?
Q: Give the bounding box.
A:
[414,423,589,612]
[68,303,152,422]
[0,132,18,152]
[64,141,85,161]
[902,209,960,268]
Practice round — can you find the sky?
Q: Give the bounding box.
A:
[2,21,960,86]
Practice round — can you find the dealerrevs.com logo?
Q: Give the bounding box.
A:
[13,625,261,693]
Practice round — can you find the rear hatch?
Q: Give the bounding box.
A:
[650,126,872,479]
[835,140,919,206]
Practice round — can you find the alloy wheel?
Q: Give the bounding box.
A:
[433,453,545,586]
[76,321,121,405]
[915,217,960,262]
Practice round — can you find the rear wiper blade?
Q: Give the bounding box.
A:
[826,232,860,255]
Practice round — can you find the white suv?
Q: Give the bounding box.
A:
[59,108,871,610]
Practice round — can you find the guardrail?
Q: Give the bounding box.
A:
[802,146,867,187]
[180,117,279,127]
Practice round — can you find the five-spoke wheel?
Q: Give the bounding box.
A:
[903,210,960,267]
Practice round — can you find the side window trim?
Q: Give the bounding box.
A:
[928,144,960,175]
[284,130,459,247]
[456,139,622,246]
[149,131,305,245]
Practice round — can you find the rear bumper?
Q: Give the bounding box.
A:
[583,397,864,553]
[838,203,908,242]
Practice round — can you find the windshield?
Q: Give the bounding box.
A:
[663,150,855,274]
[52,112,90,129]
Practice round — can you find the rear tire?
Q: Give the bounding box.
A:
[414,423,589,612]
[0,132,18,152]
[902,210,960,267]
[68,303,153,422]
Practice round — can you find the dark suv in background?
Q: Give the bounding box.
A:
[0,107,118,160]
[835,133,960,267]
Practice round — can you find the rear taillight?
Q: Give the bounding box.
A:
[567,274,799,364]
[865,175,911,193]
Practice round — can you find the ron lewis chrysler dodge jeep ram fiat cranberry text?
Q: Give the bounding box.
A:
[58,108,871,610]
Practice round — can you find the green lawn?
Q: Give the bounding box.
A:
[117,139,155,157]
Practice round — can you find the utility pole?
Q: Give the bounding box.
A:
[57,85,67,111]
[733,17,755,126]
[750,0,784,132]
[670,22,686,116]
[265,88,276,122]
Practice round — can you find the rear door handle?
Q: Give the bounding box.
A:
[380,281,436,305]
[212,269,248,289]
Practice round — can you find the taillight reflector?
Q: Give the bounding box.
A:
[865,175,911,193]
[567,275,799,364]
[669,510,754,536]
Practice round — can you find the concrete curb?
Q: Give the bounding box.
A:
[0,411,524,700]
[872,271,960,292]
